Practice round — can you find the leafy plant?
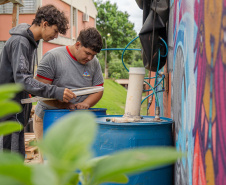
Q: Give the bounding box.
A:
[0,84,185,185]
[0,83,23,136]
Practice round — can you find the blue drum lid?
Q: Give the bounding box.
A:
[95,115,174,126]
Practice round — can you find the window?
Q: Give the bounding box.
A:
[0,2,12,13]
[0,0,37,14]
[73,8,76,27]
[19,0,37,13]
[72,8,77,39]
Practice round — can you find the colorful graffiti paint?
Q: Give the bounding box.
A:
[193,0,226,184]
[171,0,226,184]
[170,0,197,184]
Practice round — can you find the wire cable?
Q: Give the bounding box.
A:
[159,37,168,57]
[141,90,164,105]
[121,36,140,72]
[143,80,159,106]
[144,74,165,92]
[100,35,169,112]
[101,48,141,51]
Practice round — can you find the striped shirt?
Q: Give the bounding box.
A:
[35,46,104,118]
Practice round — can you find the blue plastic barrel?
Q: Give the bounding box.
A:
[93,115,174,185]
[43,108,107,133]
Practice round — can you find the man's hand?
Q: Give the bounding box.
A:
[63,88,76,103]
[67,103,76,109]
[75,102,90,109]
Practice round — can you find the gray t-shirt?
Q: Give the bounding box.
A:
[35,46,104,118]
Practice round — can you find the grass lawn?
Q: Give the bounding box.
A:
[93,79,148,115]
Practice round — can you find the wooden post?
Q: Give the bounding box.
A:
[12,3,19,27]
[1,0,23,27]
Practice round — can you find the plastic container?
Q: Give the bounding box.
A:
[43,108,107,133]
[93,115,174,185]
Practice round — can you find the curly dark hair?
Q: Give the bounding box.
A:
[32,5,69,35]
[77,27,103,53]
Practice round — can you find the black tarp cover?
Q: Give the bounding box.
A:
[136,0,169,71]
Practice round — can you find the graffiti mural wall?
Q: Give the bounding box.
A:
[168,0,226,184]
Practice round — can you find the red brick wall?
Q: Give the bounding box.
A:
[43,42,62,55]
[0,14,35,41]
[77,10,95,32]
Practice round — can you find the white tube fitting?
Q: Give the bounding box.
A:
[124,67,145,118]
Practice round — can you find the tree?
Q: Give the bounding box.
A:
[94,0,139,78]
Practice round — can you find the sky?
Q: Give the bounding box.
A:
[102,0,143,34]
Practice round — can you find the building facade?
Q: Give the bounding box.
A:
[0,0,97,62]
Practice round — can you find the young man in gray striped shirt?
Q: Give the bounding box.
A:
[34,28,104,161]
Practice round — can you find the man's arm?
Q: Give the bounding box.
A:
[37,72,102,109]
[75,91,103,109]
[11,41,75,102]
[35,76,74,108]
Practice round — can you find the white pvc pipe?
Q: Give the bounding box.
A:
[124,67,145,117]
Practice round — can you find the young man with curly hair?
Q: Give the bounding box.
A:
[0,4,76,157]
[33,28,104,161]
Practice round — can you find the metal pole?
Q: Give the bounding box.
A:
[103,37,107,79]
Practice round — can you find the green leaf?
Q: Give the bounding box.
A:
[81,156,108,185]
[0,175,23,185]
[96,174,128,184]
[0,122,23,136]
[0,151,57,185]
[0,83,23,101]
[0,151,24,165]
[0,152,31,185]
[31,165,57,185]
[0,164,32,185]
[39,112,97,174]
[0,101,22,118]
[66,173,79,185]
[84,157,128,184]
[82,156,108,173]
[92,147,185,184]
